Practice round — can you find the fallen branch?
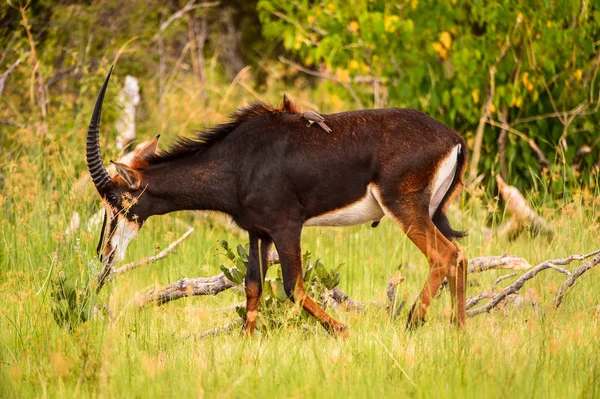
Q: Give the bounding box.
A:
[496,175,554,241]
[140,274,235,306]
[468,254,531,273]
[465,251,600,317]
[116,227,194,275]
[466,272,517,310]
[95,226,195,293]
[554,254,600,309]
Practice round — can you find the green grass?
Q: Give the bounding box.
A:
[1,193,600,398]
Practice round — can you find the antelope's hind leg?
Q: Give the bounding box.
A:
[244,234,273,335]
[272,227,349,337]
[380,200,461,329]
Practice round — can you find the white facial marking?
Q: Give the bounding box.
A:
[110,216,139,263]
[305,184,385,227]
[429,144,461,217]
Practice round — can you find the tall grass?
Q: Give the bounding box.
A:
[1,66,599,398]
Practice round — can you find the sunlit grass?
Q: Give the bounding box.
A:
[1,70,599,398]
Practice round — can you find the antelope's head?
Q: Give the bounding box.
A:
[86,67,156,264]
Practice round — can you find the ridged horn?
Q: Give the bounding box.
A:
[86,65,114,194]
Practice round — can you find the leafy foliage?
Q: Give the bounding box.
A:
[218,239,343,330]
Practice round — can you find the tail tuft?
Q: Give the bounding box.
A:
[431,141,468,242]
[432,209,467,241]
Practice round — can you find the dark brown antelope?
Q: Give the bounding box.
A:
[87,67,468,335]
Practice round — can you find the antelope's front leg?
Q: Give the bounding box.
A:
[273,227,349,337]
[244,235,272,335]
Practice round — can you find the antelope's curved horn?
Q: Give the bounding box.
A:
[86,65,114,194]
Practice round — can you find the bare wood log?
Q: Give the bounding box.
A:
[468,254,531,273]
[140,274,235,306]
[554,254,600,309]
[116,227,194,275]
[496,174,554,241]
[465,251,600,317]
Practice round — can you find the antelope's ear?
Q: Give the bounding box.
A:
[135,134,160,160]
[111,161,141,189]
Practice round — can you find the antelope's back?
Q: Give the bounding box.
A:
[230,108,464,218]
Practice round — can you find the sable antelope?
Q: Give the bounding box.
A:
[87,67,468,335]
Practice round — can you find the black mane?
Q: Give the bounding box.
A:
[145,98,297,165]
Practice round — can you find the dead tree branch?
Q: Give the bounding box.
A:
[95,227,195,293]
[152,1,220,41]
[279,56,372,109]
[116,227,194,275]
[466,251,600,317]
[554,254,600,309]
[496,175,554,241]
[0,57,22,98]
[140,274,235,306]
[466,272,517,310]
[468,254,531,273]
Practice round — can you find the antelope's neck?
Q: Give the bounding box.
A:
[143,152,237,216]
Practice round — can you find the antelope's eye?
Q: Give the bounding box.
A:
[108,194,118,204]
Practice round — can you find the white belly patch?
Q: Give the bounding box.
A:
[429,144,461,217]
[304,184,384,227]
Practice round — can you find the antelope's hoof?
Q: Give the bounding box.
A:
[330,323,350,339]
[406,307,426,331]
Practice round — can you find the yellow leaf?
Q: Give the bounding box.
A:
[411,0,418,9]
[336,68,350,83]
[384,15,400,33]
[574,69,583,81]
[489,103,497,113]
[349,59,360,70]
[307,15,315,24]
[348,20,359,33]
[472,89,480,104]
[432,42,448,59]
[440,31,452,50]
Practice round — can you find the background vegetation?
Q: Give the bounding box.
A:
[1,0,599,398]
